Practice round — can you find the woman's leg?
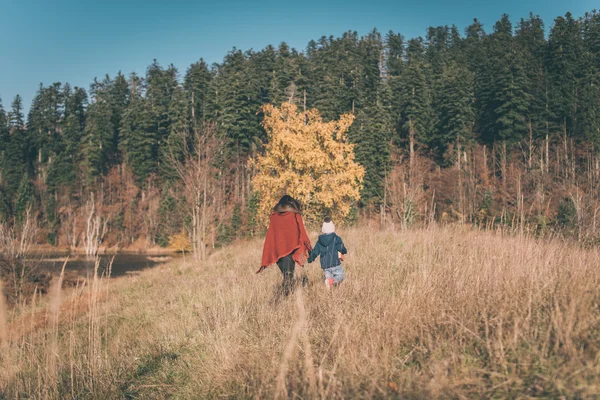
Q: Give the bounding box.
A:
[276,254,295,295]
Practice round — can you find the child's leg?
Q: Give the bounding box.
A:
[323,268,334,289]
[331,265,345,284]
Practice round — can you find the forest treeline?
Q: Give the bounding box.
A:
[1,10,600,251]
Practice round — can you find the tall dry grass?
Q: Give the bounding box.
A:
[2,225,600,398]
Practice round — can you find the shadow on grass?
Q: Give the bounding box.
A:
[270,275,312,303]
[120,352,180,399]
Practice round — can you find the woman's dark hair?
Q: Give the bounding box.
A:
[274,195,302,213]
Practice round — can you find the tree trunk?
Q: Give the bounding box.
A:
[482,144,488,186]
[457,136,464,223]
[501,141,507,192]
[528,120,533,170]
[545,133,549,175]
[409,118,415,189]
[201,168,208,261]
[303,89,306,113]
[563,118,568,178]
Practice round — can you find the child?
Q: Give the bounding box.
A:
[308,217,348,288]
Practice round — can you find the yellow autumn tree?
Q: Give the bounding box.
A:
[168,230,192,254]
[251,102,365,226]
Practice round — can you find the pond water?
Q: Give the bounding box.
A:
[36,254,177,279]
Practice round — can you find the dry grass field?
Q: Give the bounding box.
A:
[2,225,600,399]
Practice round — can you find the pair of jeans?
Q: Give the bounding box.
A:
[277,253,295,295]
[323,265,345,284]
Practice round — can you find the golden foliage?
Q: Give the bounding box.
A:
[251,103,365,225]
[168,231,191,253]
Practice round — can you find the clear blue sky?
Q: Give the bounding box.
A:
[0,0,597,114]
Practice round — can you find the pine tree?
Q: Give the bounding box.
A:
[310,32,361,121]
[0,97,8,176]
[350,30,391,204]
[493,51,530,144]
[515,14,548,141]
[579,11,600,147]
[82,84,113,182]
[353,83,392,204]
[0,98,9,221]
[464,18,486,66]
[546,13,583,140]
[274,42,297,103]
[477,15,509,144]
[120,75,157,184]
[28,82,63,167]
[254,45,278,105]
[146,60,178,152]
[155,183,182,247]
[475,14,531,147]
[400,39,433,150]
[426,25,463,154]
[577,53,600,147]
[63,86,87,159]
[464,19,491,142]
[46,85,87,192]
[214,49,263,153]
[4,95,29,196]
[285,50,310,110]
[108,72,130,165]
[0,189,10,222]
[230,203,242,239]
[8,95,25,130]
[435,63,475,160]
[14,172,34,223]
[386,31,406,140]
[164,85,191,175]
[184,59,214,124]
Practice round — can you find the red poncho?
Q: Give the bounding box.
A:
[257,212,312,273]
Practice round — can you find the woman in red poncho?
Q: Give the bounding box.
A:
[257,195,312,295]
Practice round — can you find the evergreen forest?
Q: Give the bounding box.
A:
[2,10,600,251]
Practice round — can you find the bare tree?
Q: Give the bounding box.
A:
[83,194,108,256]
[61,205,80,251]
[165,123,226,261]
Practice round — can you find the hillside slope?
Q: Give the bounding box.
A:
[3,226,600,398]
